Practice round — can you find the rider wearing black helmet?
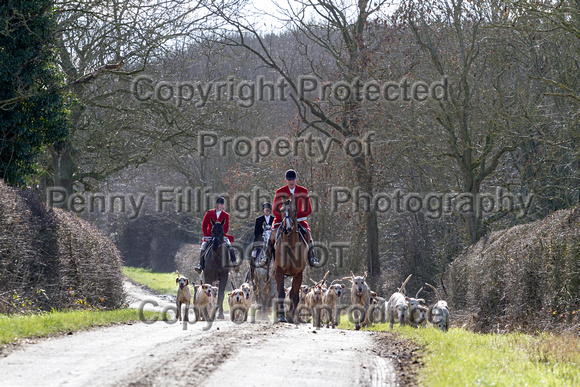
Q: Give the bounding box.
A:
[249,202,275,285]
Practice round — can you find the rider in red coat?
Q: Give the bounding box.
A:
[262,169,319,267]
[195,197,237,273]
[272,182,312,230]
[202,209,234,243]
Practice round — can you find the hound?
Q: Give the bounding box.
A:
[405,286,427,328]
[322,282,346,328]
[176,275,191,322]
[298,285,311,321]
[305,284,325,328]
[386,274,412,329]
[426,283,450,331]
[194,281,213,322]
[209,285,219,315]
[369,290,387,324]
[341,272,371,330]
[406,287,427,328]
[229,288,247,322]
[240,282,253,311]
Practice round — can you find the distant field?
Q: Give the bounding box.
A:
[123,266,178,295]
[338,319,579,386]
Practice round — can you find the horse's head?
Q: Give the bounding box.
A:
[210,218,225,250]
[262,223,272,242]
[281,197,297,235]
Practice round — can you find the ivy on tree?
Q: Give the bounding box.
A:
[0,0,69,187]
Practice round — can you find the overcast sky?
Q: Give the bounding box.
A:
[245,0,400,33]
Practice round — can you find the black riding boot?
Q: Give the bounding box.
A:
[308,246,320,267]
[195,249,205,273]
[298,225,319,268]
[229,247,237,264]
[251,248,261,273]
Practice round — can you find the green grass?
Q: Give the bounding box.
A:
[0,308,161,346]
[123,266,178,295]
[338,320,579,386]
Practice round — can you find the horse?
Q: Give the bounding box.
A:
[274,196,309,323]
[202,218,231,320]
[246,222,276,318]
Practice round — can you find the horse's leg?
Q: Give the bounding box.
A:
[289,271,302,324]
[257,275,270,319]
[216,272,227,320]
[312,304,320,329]
[275,266,287,323]
[259,279,266,317]
[261,277,269,319]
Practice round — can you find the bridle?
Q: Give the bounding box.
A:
[262,224,272,243]
[282,200,295,235]
[211,222,224,251]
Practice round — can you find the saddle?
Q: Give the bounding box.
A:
[270,222,310,250]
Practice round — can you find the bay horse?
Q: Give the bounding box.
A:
[274,196,309,323]
[202,218,230,320]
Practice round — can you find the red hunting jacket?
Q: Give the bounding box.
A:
[272,185,312,231]
[202,209,234,243]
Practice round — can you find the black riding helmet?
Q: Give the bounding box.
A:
[285,169,297,180]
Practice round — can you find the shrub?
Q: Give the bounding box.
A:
[0,180,124,313]
[445,207,580,333]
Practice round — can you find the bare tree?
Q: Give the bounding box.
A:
[402,0,524,243]
[208,0,393,284]
[43,0,239,200]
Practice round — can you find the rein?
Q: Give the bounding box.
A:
[210,222,225,252]
[278,200,308,250]
[282,205,295,234]
[211,236,223,251]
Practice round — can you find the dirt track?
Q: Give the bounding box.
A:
[0,281,403,386]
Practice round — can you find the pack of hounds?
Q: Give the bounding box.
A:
[175,272,449,331]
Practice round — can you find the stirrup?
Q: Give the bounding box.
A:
[259,247,272,267]
[308,256,320,268]
[308,246,319,268]
[194,264,203,274]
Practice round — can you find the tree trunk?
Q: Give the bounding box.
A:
[352,154,380,285]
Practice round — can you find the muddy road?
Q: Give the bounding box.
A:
[0,282,408,386]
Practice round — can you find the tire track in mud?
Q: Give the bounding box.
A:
[121,323,279,386]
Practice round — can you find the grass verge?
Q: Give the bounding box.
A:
[338,320,579,386]
[0,308,161,346]
[123,266,177,295]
